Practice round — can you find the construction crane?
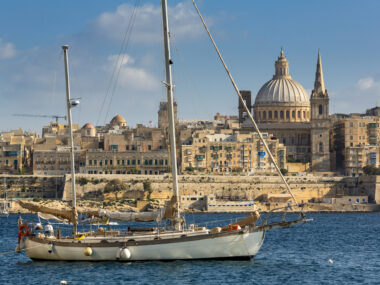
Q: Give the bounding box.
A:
[13,114,67,123]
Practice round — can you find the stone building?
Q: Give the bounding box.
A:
[83,149,169,175]
[241,49,331,172]
[33,148,83,175]
[180,129,286,174]
[0,128,38,173]
[333,115,380,176]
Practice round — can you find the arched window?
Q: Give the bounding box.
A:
[292,111,295,118]
[286,111,290,119]
[263,111,266,119]
[319,105,323,115]
[298,111,301,118]
[303,111,306,119]
[258,112,261,120]
[280,111,284,119]
[274,111,278,119]
[319,142,323,153]
[269,111,272,119]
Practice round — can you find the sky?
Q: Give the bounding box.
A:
[0,0,380,133]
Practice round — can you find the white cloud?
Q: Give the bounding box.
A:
[105,53,159,91]
[0,38,16,59]
[94,2,205,44]
[357,77,375,90]
[331,76,380,114]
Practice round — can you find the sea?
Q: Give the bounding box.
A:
[0,212,379,285]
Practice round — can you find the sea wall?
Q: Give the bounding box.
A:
[61,174,379,205]
[0,175,64,199]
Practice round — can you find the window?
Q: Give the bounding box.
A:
[122,160,124,165]
[89,160,92,165]
[165,159,168,165]
[105,160,108,165]
[298,111,301,118]
[274,111,278,119]
[280,111,284,119]
[126,145,129,150]
[319,142,323,153]
[319,105,323,115]
[148,145,152,150]
[263,111,266,119]
[269,111,272,119]
[303,111,306,118]
[286,111,290,119]
[292,111,295,118]
[94,160,97,165]
[117,160,120,165]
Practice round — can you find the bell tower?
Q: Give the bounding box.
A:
[310,50,330,171]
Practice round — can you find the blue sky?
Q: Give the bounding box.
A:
[0,0,379,132]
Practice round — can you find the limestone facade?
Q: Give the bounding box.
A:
[180,129,286,174]
[333,115,380,176]
[242,49,331,171]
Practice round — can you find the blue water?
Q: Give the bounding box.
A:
[0,213,379,285]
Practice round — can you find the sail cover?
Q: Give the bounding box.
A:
[38,212,67,223]
[18,201,76,224]
[92,209,162,222]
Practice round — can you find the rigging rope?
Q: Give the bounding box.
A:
[96,0,141,126]
[191,0,302,211]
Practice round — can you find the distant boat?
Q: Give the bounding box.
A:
[0,177,9,218]
[16,0,309,261]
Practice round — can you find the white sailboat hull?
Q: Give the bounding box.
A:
[24,230,265,261]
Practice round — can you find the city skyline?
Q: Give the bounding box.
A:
[0,0,380,132]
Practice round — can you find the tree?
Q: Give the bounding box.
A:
[280,168,288,176]
[143,180,152,192]
[363,165,380,175]
[185,166,195,172]
[104,179,126,193]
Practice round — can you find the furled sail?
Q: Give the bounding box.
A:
[89,209,163,223]
[18,201,77,224]
[38,212,68,223]
[162,196,179,220]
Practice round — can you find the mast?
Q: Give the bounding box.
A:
[3,176,6,210]
[161,0,181,227]
[192,0,300,208]
[62,45,78,235]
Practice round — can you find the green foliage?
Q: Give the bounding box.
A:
[32,197,41,202]
[363,165,380,175]
[185,166,195,172]
[104,179,126,193]
[143,180,152,192]
[76,177,89,186]
[232,167,243,173]
[280,168,288,176]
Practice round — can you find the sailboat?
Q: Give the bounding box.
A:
[16,0,309,261]
[0,177,9,218]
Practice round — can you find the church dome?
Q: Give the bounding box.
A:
[82,123,94,129]
[110,115,127,127]
[254,49,310,107]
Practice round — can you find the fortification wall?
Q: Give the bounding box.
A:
[62,174,367,205]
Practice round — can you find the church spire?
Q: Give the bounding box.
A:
[312,50,327,97]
